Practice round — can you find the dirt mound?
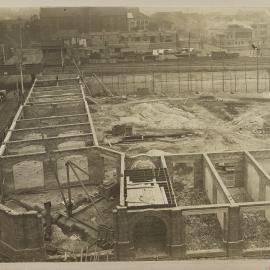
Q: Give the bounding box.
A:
[51,225,69,244]
[231,109,264,132]
[115,102,204,130]
[131,157,156,169]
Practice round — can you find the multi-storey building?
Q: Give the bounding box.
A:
[208,23,253,52]
[251,23,270,47]
[40,7,150,40]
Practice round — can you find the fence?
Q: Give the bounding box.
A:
[87,69,270,97]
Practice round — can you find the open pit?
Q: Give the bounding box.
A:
[3,72,270,261]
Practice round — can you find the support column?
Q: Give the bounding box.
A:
[116,166,121,183]
[235,159,244,187]
[168,209,186,258]
[87,151,104,185]
[114,207,131,260]
[227,205,243,256]
[1,162,15,192]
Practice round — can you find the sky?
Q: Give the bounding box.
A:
[1,0,270,8]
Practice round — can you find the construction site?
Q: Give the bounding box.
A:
[3,6,270,264]
[1,61,270,262]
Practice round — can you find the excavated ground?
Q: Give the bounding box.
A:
[92,94,270,251]
[93,96,270,155]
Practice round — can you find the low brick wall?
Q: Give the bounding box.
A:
[0,204,46,261]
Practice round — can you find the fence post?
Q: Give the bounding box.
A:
[211,64,214,91]
[201,71,203,91]
[178,72,181,95]
[144,72,147,89]
[190,72,192,92]
[152,71,155,94]
[257,51,259,93]
[234,72,237,93]
[187,72,190,92]
[117,74,120,95]
[269,69,270,92]
[245,63,248,93]
[222,62,225,92]
[125,75,128,95]
[165,72,168,92]
[133,72,135,93]
[178,60,181,95]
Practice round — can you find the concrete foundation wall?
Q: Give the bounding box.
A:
[204,165,214,203]
[208,151,245,187]
[216,189,227,230]
[5,134,93,155]
[23,102,86,118]
[16,115,88,129]
[203,154,232,229]
[114,207,185,260]
[265,186,270,222]
[246,161,260,201]
[244,151,270,202]
[0,204,45,261]
[1,147,105,191]
[165,154,203,188]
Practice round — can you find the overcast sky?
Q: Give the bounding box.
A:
[1,0,270,8]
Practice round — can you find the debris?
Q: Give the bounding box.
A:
[70,234,81,241]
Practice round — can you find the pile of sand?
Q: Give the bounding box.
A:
[115,102,204,130]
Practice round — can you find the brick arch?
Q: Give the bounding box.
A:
[128,211,171,246]
[127,154,160,169]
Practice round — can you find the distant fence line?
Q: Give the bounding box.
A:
[87,69,270,96]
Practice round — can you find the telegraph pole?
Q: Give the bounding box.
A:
[256,47,259,93]
[188,32,191,56]
[2,45,5,64]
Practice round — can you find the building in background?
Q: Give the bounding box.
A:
[127,8,150,32]
[207,23,253,54]
[251,23,270,47]
[64,30,178,62]
[40,7,150,40]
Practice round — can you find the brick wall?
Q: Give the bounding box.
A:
[0,204,46,261]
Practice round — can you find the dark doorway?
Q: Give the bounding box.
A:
[133,216,167,258]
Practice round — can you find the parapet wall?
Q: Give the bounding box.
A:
[0,204,45,261]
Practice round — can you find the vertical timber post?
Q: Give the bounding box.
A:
[245,63,248,93]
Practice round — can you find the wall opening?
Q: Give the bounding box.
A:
[13,160,44,190]
[132,215,167,258]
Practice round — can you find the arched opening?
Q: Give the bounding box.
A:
[132,215,167,258]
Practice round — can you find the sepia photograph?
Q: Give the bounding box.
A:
[1,0,270,269]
